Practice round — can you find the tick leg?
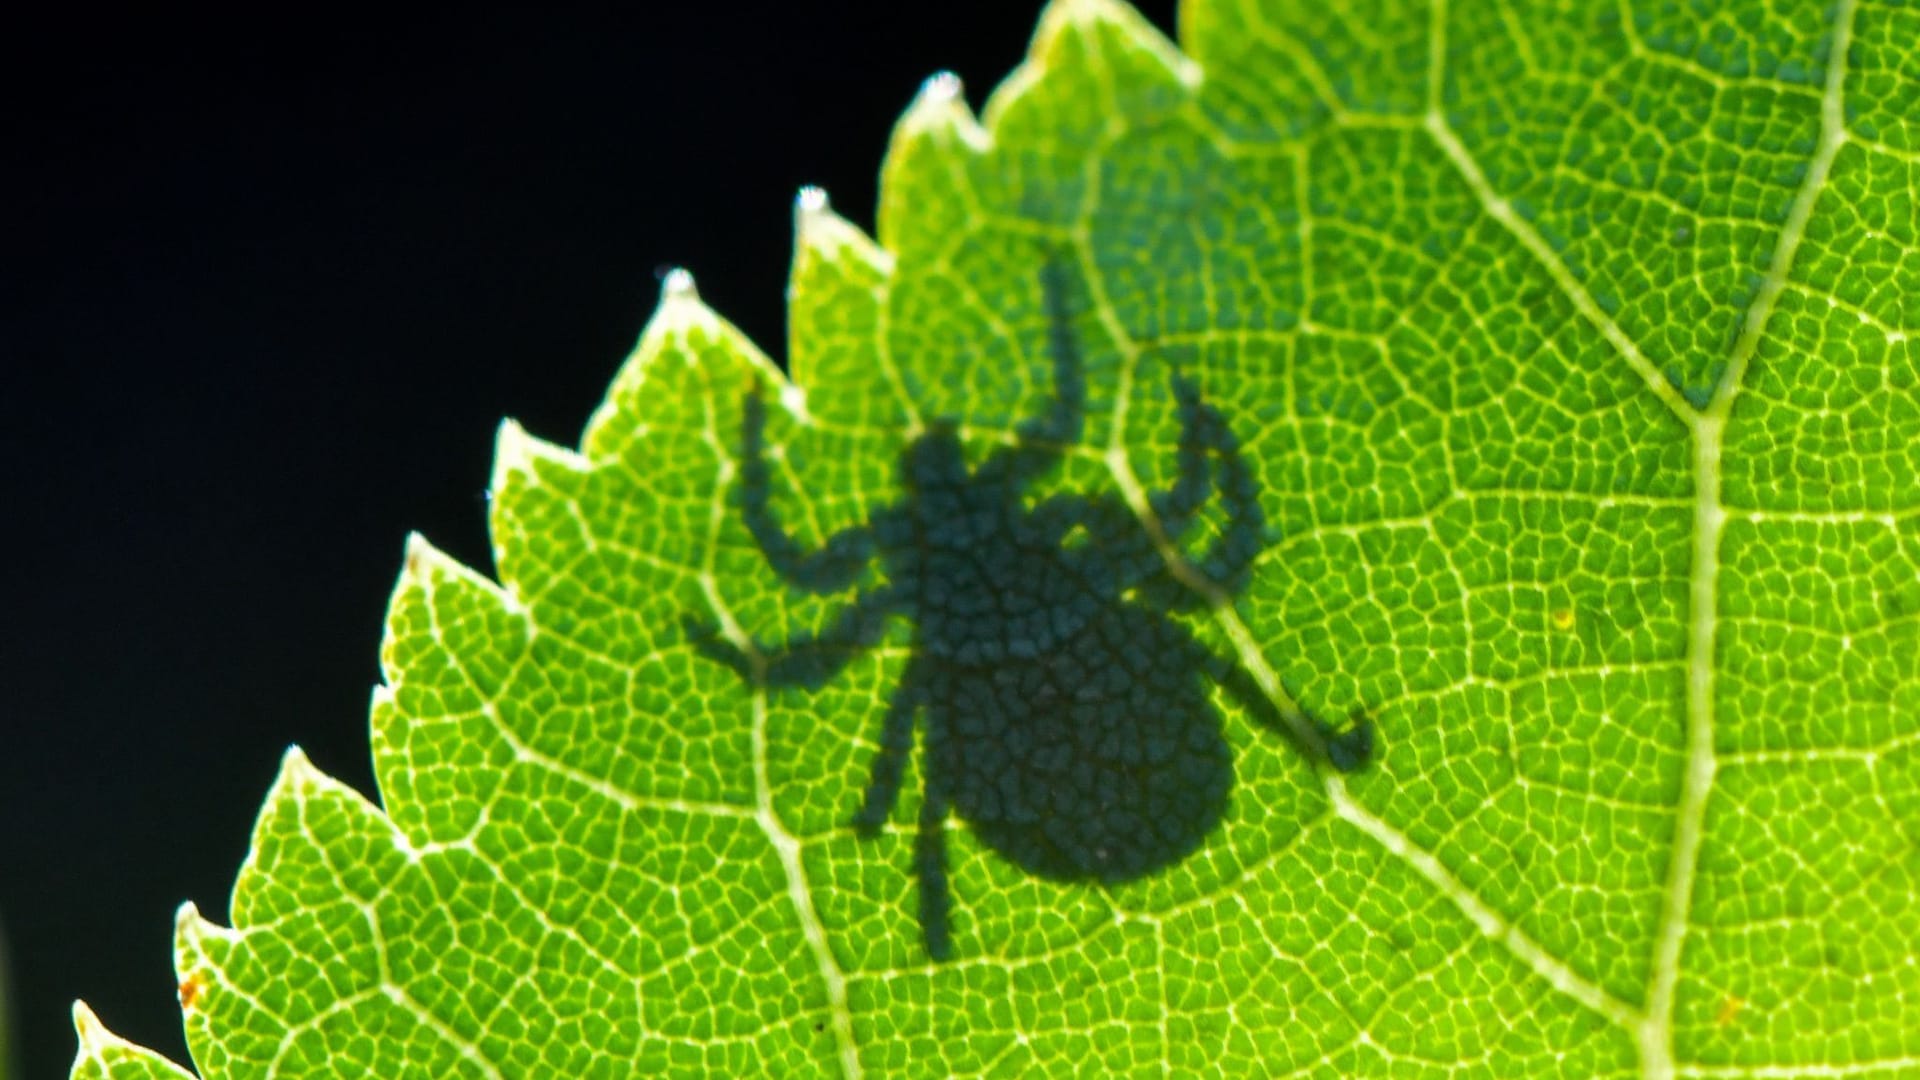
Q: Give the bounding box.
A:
[1216,661,1377,773]
[1051,373,1264,612]
[1023,258,1087,448]
[758,585,900,689]
[852,673,920,834]
[1152,375,1266,609]
[914,781,953,961]
[979,256,1086,489]
[739,388,874,594]
[690,585,900,690]
[1189,401,1264,597]
[1149,374,1217,540]
[851,670,951,960]
[1033,492,1166,595]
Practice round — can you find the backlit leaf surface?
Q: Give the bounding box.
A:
[74,0,1920,1076]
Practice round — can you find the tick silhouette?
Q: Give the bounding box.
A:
[694,263,1368,960]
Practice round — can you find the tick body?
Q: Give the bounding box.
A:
[698,262,1342,959]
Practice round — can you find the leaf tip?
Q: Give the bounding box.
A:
[923,69,963,104]
[659,266,699,303]
[495,414,529,448]
[492,417,530,489]
[276,744,320,788]
[172,900,238,963]
[268,745,372,812]
[402,532,473,592]
[172,901,209,942]
[71,999,142,1069]
[395,527,519,621]
[401,531,437,585]
[793,185,892,274]
[1033,0,1196,85]
[492,419,587,496]
[71,1001,194,1078]
[898,70,990,153]
[70,1000,110,1052]
[637,264,755,366]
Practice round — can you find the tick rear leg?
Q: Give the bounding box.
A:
[914,782,953,961]
[851,671,951,959]
[1216,662,1378,774]
[852,673,921,834]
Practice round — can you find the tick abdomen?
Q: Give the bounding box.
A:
[927,604,1232,885]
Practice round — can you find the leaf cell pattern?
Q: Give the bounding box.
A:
[73,1,1920,1078]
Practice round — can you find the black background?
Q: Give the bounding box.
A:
[2,3,1176,1075]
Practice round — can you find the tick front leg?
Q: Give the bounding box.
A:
[756,585,900,690]
[1154,375,1266,608]
[979,257,1088,489]
[689,585,900,689]
[738,389,875,594]
[1149,374,1217,539]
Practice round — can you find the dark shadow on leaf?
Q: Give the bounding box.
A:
[690,256,1374,960]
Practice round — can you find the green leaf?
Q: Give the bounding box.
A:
[73,0,1920,1076]
[69,1005,192,1080]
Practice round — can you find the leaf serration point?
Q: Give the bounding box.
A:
[493,420,587,488]
[660,266,699,301]
[638,263,739,359]
[172,901,230,951]
[395,532,515,615]
[491,417,533,497]
[276,744,320,789]
[924,70,963,104]
[70,1000,110,1050]
[900,70,990,152]
[399,531,491,597]
[402,531,441,585]
[1030,0,1198,91]
[794,184,892,273]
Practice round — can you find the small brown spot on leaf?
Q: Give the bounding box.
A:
[178,975,207,1010]
[1551,608,1575,631]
